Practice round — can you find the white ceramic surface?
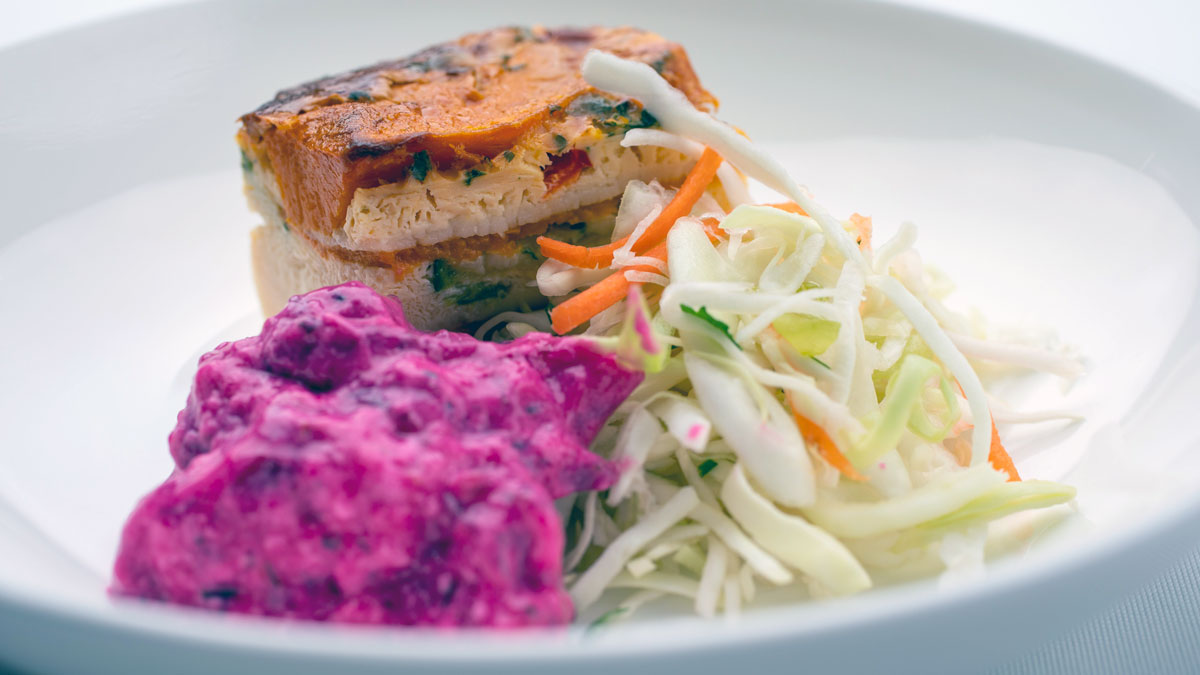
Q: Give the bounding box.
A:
[2,1,1200,673]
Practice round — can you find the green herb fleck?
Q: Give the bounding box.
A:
[697,459,719,476]
[543,221,594,245]
[512,26,535,43]
[453,281,510,305]
[587,606,630,631]
[503,150,516,162]
[810,356,831,369]
[405,50,468,75]
[500,54,526,72]
[347,90,372,102]
[650,52,672,75]
[280,221,290,233]
[410,150,432,183]
[463,168,486,186]
[239,149,253,172]
[548,103,562,114]
[565,500,586,550]
[680,304,742,350]
[521,246,541,262]
[552,134,567,151]
[567,94,659,133]
[429,259,457,292]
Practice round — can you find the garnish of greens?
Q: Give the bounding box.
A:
[462,168,486,186]
[680,304,742,351]
[428,259,511,306]
[568,93,659,134]
[410,150,432,183]
[486,52,1084,626]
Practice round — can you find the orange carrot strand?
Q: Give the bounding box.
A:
[989,419,1020,482]
[767,201,808,216]
[538,147,723,268]
[952,381,1021,482]
[549,242,668,335]
[789,400,866,482]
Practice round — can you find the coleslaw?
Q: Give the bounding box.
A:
[488,51,1082,623]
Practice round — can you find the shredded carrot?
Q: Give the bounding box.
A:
[849,213,873,252]
[767,201,809,216]
[788,398,866,482]
[549,242,668,334]
[548,219,724,335]
[989,419,1020,482]
[951,381,1020,481]
[537,147,723,269]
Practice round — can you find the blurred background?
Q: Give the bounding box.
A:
[6,0,1200,98]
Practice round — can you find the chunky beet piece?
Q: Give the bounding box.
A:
[168,282,635,496]
[113,283,641,627]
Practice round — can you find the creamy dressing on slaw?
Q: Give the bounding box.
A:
[543,52,1200,625]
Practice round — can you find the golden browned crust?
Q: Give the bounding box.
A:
[239,26,715,243]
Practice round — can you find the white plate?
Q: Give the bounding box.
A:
[2,1,1200,673]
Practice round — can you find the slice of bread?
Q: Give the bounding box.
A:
[249,194,623,331]
[239,26,717,330]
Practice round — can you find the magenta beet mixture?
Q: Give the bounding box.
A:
[111,283,641,627]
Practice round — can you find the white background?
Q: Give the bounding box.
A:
[4,0,1200,101]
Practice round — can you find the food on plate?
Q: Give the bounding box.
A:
[238,26,720,330]
[111,283,641,626]
[114,26,1084,629]
[506,51,1082,622]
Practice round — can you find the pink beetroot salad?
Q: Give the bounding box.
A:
[111,283,641,627]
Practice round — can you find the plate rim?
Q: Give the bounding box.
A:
[2,0,1199,667]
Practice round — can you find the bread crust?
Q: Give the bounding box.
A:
[238,26,715,244]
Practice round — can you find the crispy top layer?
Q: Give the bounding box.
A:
[238,26,715,243]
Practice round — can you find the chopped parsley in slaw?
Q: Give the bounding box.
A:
[484,51,1082,623]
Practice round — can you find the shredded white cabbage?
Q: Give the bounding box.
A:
[722,464,870,595]
[473,310,551,340]
[694,535,727,617]
[689,502,794,585]
[622,128,753,207]
[685,353,817,507]
[478,53,1084,625]
[649,394,712,451]
[873,221,919,274]
[564,490,599,573]
[722,574,741,621]
[612,204,662,267]
[606,405,662,505]
[571,487,700,610]
[620,256,669,273]
[536,259,609,297]
[608,571,700,600]
[612,180,673,240]
[988,398,1084,424]
[947,331,1086,379]
[803,464,1008,538]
